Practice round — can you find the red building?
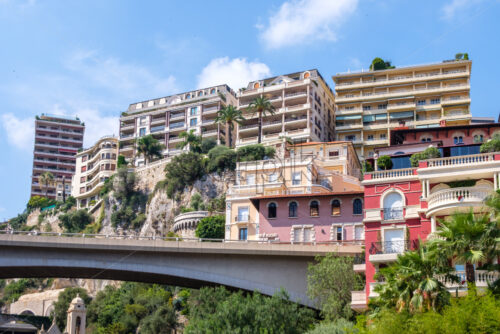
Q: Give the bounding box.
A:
[352,123,500,311]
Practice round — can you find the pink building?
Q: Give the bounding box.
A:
[251,191,365,243]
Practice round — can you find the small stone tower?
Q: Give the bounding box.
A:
[65,294,86,334]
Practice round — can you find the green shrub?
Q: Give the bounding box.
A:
[58,209,93,233]
[363,161,374,173]
[7,212,28,230]
[201,138,217,154]
[117,154,127,168]
[27,196,55,211]
[410,147,441,167]
[376,155,393,170]
[195,215,225,239]
[236,144,275,162]
[164,152,206,198]
[370,57,395,71]
[306,319,355,334]
[480,134,500,153]
[206,146,237,174]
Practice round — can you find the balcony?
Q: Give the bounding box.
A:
[427,186,492,216]
[383,207,404,220]
[169,122,185,130]
[203,106,219,114]
[363,167,417,182]
[351,290,368,311]
[369,240,414,263]
[436,270,500,291]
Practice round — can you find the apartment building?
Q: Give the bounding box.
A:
[333,59,472,160]
[119,85,237,166]
[351,123,500,311]
[226,142,362,241]
[31,114,85,200]
[72,136,118,209]
[236,70,335,149]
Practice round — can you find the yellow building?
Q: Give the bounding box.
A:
[236,70,335,148]
[72,136,118,210]
[333,59,472,160]
[226,142,362,240]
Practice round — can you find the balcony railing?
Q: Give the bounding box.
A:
[383,207,404,220]
[427,186,492,212]
[169,122,185,129]
[235,215,249,222]
[436,270,500,289]
[425,152,496,168]
[364,168,416,181]
[369,240,416,255]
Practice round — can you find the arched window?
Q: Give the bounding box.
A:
[304,72,310,79]
[210,88,216,94]
[331,199,341,215]
[474,134,484,143]
[289,202,298,217]
[253,82,260,89]
[268,202,277,218]
[186,93,191,99]
[310,200,319,217]
[453,136,463,145]
[353,199,363,215]
[383,192,403,220]
[198,91,203,97]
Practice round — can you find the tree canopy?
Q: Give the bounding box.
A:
[195,214,225,239]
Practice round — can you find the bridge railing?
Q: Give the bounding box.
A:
[0,229,365,246]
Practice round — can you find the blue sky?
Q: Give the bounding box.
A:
[0,0,499,219]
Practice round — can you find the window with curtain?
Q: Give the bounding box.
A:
[331,199,341,215]
[310,200,319,217]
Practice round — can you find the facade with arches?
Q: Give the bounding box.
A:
[253,191,364,243]
[236,69,335,148]
[353,125,500,311]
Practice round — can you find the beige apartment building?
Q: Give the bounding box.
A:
[236,70,335,149]
[333,59,472,159]
[226,141,362,240]
[72,136,118,209]
[119,85,237,166]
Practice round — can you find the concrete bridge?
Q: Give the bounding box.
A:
[0,232,362,307]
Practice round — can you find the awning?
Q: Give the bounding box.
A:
[390,111,414,119]
[336,115,362,120]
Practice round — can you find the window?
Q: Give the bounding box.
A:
[210,88,216,94]
[355,225,364,241]
[473,134,484,143]
[190,107,198,115]
[268,173,277,182]
[190,118,197,126]
[345,135,356,141]
[417,100,426,106]
[81,166,86,172]
[310,200,319,217]
[421,137,431,142]
[430,98,441,105]
[239,228,248,241]
[139,116,147,125]
[335,226,343,241]
[384,229,405,253]
[328,150,339,157]
[292,226,314,242]
[289,202,298,217]
[453,136,463,145]
[246,174,255,185]
[80,176,85,183]
[383,192,404,220]
[363,105,372,111]
[378,104,387,109]
[367,135,374,140]
[237,207,249,222]
[292,172,301,185]
[268,202,277,218]
[186,93,191,99]
[139,128,146,137]
[331,199,341,215]
[380,133,387,139]
[80,187,85,194]
[353,199,363,215]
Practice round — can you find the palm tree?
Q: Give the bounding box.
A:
[373,244,452,314]
[214,105,245,147]
[39,171,54,198]
[177,130,202,153]
[429,210,494,285]
[248,96,276,144]
[136,135,165,165]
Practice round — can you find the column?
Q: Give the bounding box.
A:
[494,173,498,190]
[431,216,436,233]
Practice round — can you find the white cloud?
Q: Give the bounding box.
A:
[259,0,358,49]
[1,50,177,150]
[65,50,178,98]
[197,57,271,90]
[1,113,34,151]
[441,0,485,20]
